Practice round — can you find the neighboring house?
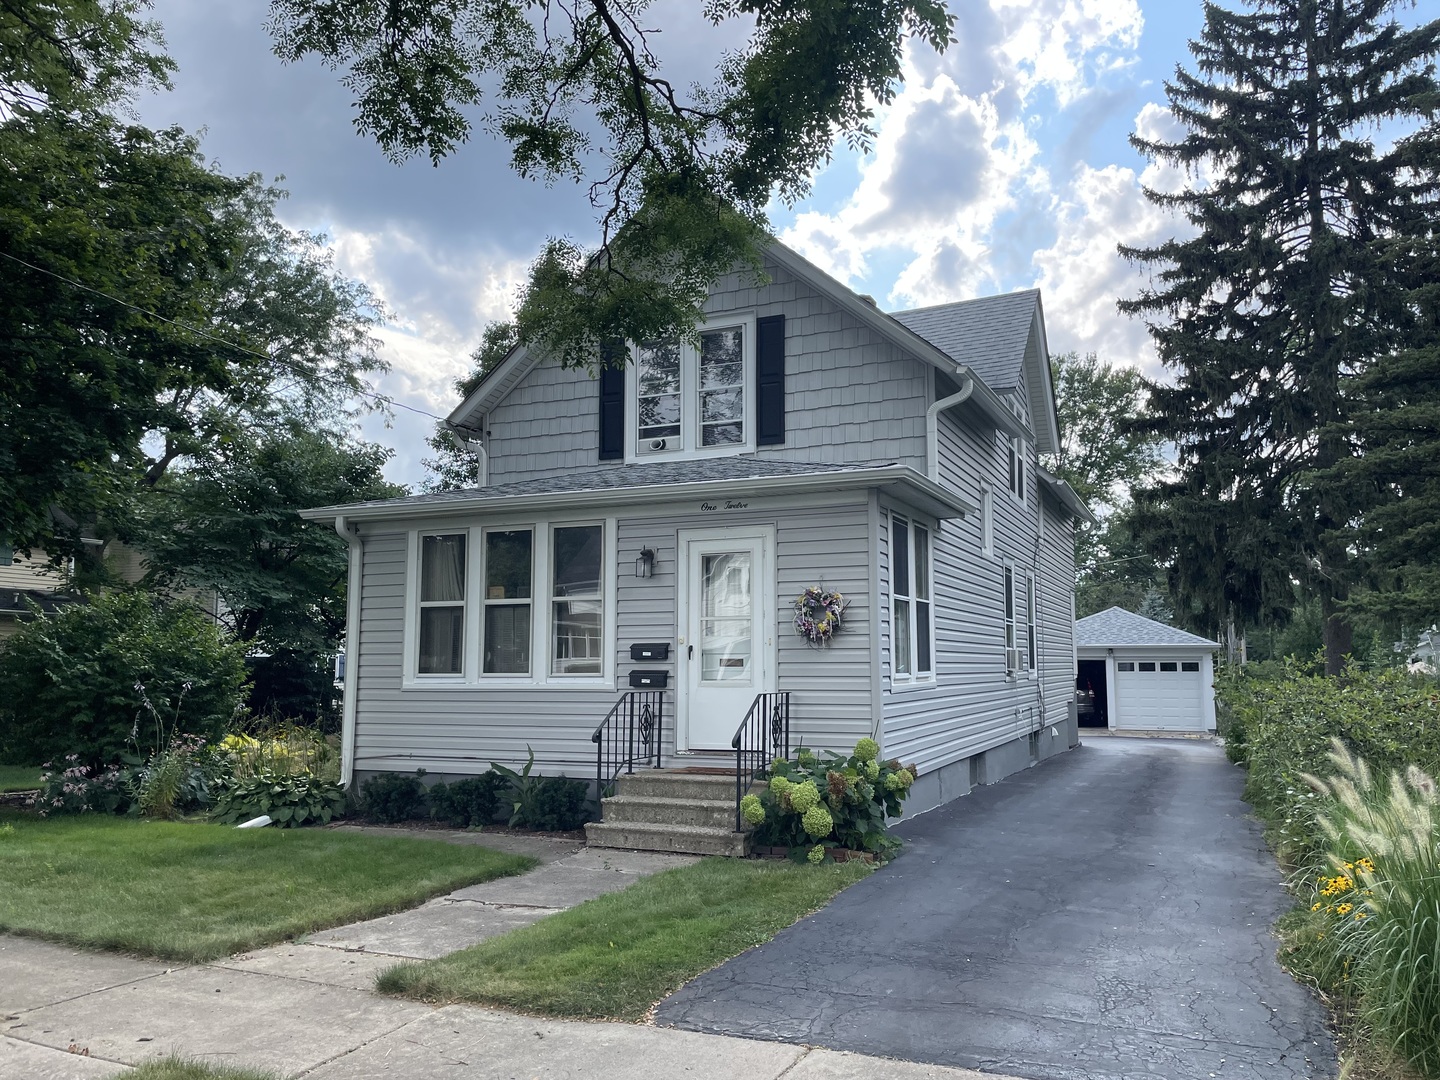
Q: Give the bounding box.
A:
[0,549,78,643]
[1075,607,1220,733]
[302,241,1094,831]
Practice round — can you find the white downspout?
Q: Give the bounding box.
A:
[335,514,363,788]
[925,368,976,482]
[447,422,488,487]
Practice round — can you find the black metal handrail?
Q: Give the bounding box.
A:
[592,691,665,805]
[731,691,791,831]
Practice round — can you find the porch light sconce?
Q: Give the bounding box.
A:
[635,547,656,579]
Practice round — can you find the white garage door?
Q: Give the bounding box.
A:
[1114,657,1208,730]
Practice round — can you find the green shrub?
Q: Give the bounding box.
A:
[1217,662,1440,863]
[429,772,507,828]
[0,591,247,768]
[133,734,231,818]
[361,771,429,823]
[750,740,914,856]
[211,770,346,827]
[526,776,589,831]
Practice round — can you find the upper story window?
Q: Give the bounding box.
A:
[628,317,755,460]
[1006,436,1027,501]
[891,513,934,684]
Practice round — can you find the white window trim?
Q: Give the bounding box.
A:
[623,312,757,463]
[889,511,937,690]
[402,517,617,689]
[979,484,994,559]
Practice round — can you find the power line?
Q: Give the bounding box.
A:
[0,248,450,424]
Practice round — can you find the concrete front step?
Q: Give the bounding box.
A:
[600,794,737,831]
[584,820,750,858]
[614,770,739,801]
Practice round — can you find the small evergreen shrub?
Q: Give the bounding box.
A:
[212,770,346,827]
[429,772,507,828]
[525,775,589,831]
[361,771,429,823]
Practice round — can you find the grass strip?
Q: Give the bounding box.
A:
[378,856,872,1020]
[0,813,535,962]
[0,764,41,793]
[126,1057,277,1080]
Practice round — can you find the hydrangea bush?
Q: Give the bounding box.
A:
[747,737,915,858]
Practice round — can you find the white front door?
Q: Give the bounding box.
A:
[677,528,774,751]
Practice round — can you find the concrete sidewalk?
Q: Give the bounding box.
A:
[0,827,1024,1080]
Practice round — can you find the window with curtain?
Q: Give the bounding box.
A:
[891,514,934,683]
[418,534,466,675]
[483,529,532,675]
[551,524,604,675]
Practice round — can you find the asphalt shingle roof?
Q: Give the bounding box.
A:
[1075,607,1220,649]
[315,458,899,514]
[889,290,1040,391]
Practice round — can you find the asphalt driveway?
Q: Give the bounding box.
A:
[656,737,1334,1080]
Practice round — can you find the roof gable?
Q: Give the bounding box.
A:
[1075,607,1220,649]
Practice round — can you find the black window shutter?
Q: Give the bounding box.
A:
[598,339,625,461]
[755,314,785,445]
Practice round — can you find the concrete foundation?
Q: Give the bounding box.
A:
[904,720,1078,817]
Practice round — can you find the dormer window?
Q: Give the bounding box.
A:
[627,316,755,460]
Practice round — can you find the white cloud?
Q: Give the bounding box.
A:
[991,0,1143,106]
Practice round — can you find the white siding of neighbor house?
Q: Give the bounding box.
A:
[0,551,65,591]
[484,255,933,483]
[878,391,1077,778]
[347,494,874,778]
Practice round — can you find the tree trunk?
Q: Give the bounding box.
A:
[1322,592,1353,676]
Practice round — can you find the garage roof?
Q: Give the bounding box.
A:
[1075,607,1219,649]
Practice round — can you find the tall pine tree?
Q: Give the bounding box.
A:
[1121,0,1440,674]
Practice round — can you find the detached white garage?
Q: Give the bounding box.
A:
[1075,607,1219,733]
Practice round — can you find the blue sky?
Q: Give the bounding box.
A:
[137,0,1434,486]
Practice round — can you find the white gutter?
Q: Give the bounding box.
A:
[334,515,362,789]
[301,464,977,525]
[446,424,489,487]
[925,369,976,481]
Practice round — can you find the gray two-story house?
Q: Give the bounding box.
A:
[303,241,1092,852]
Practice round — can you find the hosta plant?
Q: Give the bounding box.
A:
[211,770,346,828]
[749,738,915,858]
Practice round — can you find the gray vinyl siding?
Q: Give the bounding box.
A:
[1038,493,1077,730]
[484,254,932,484]
[347,496,874,777]
[879,397,1064,777]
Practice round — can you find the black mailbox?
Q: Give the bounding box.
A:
[629,642,671,661]
[629,669,669,689]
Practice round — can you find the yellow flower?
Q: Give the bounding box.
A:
[1336,903,1353,916]
[1311,903,1322,912]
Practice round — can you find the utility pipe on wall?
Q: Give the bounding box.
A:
[925,368,976,483]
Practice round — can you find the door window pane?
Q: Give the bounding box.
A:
[700,552,752,682]
[552,525,603,675]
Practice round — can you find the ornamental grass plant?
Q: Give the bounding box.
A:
[1284,740,1440,1077]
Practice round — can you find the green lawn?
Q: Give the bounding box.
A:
[0,814,536,962]
[378,856,872,1020]
[0,764,41,792]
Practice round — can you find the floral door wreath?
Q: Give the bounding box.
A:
[793,586,846,645]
